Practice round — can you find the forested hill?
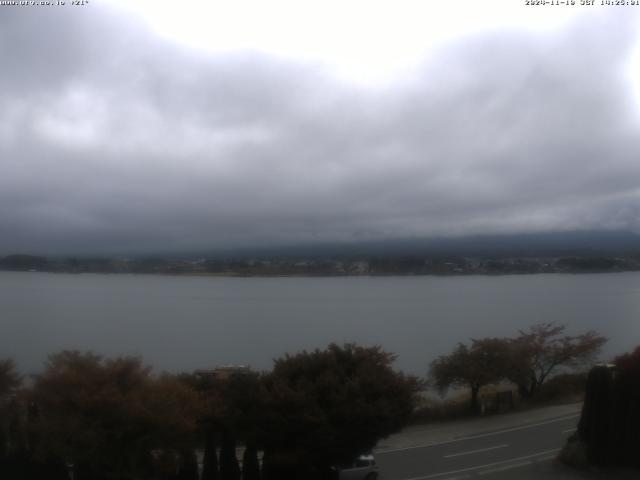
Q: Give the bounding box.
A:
[3,230,640,276]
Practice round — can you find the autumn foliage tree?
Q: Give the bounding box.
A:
[29,351,203,480]
[430,338,512,412]
[508,323,607,398]
[430,323,607,411]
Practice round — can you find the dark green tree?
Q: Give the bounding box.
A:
[197,370,265,480]
[261,343,420,478]
[575,346,640,468]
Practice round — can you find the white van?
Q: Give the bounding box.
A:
[331,454,379,480]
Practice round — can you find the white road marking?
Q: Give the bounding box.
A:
[562,427,577,434]
[377,414,579,454]
[535,454,558,462]
[399,448,561,480]
[440,476,471,480]
[478,460,531,475]
[443,444,508,459]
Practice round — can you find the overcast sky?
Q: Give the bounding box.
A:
[2,1,640,255]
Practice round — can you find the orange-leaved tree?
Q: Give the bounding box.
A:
[29,351,203,480]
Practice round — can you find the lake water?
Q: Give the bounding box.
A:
[2,271,639,376]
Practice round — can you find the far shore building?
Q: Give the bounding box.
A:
[195,364,252,381]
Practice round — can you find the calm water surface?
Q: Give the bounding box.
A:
[2,271,640,375]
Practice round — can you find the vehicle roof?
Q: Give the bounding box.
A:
[357,454,375,461]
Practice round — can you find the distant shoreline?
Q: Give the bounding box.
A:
[2,252,640,277]
[1,268,637,278]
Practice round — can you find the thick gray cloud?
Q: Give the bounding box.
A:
[1,5,640,254]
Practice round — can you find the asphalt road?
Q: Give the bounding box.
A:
[376,413,580,480]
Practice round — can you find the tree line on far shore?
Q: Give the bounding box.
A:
[0,322,608,480]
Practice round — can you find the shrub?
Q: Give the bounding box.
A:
[530,372,587,403]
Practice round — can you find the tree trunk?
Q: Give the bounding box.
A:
[260,450,272,480]
[220,429,241,480]
[178,449,199,480]
[155,450,179,480]
[517,375,538,399]
[241,442,260,480]
[517,383,531,399]
[470,384,481,413]
[202,430,219,480]
[528,375,539,398]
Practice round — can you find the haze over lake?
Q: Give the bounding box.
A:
[3,271,639,375]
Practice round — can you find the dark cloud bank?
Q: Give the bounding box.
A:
[1,6,640,255]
